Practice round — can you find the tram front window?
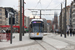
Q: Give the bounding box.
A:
[32,23,43,32]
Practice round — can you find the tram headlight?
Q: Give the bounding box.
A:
[32,33,34,34]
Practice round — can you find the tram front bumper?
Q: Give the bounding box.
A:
[29,33,43,38]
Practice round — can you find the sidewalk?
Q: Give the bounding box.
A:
[49,33,75,43]
[0,33,75,50]
[46,33,75,50]
[0,33,34,48]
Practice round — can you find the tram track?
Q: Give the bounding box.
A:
[47,35,75,50]
[0,42,37,50]
[0,39,57,50]
[35,39,58,50]
[47,35,75,46]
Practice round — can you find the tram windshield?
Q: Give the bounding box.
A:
[31,21,44,32]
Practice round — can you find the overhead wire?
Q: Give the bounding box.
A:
[53,0,65,9]
[39,0,42,9]
[35,2,39,8]
[53,3,61,8]
[46,0,53,8]
[34,0,40,16]
[35,0,42,8]
[34,0,43,16]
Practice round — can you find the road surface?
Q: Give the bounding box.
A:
[0,33,75,50]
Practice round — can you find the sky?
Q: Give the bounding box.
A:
[0,0,73,20]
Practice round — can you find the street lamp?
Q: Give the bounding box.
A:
[9,12,14,44]
[6,9,14,44]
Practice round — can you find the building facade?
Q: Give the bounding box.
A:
[59,6,70,30]
[71,1,75,29]
[24,17,30,28]
[0,7,6,25]
[0,7,19,26]
[5,7,17,25]
[42,18,47,32]
[15,11,18,26]
[47,20,52,32]
[53,12,58,31]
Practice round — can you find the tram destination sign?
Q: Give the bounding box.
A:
[33,21,42,23]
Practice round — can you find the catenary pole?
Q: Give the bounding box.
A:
[40,10,41,19]
[23,0,24,36]
[19,0,22,41]
[64,0,67,38]
[60,3,62,37]
[10,14,12,44]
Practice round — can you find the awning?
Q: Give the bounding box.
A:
[13,26,19,28]
[0,25,27,28]
[1,25,10,27]
[24,26,27,28]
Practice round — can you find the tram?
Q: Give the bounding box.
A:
[29,19,44,39]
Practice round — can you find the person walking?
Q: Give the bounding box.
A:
[67,30,69,36]
[69,27,73,36]
[6,28,9,39]
[6,28,9,33]
[73,29,75,36]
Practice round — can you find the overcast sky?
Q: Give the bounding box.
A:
[0,0,73,20]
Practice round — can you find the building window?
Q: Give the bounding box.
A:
[73,19,75,22]
[0,9,2,11]
[73,10,75,12]
[0,17,2,19]
[73,24,75,27]
[0,13,2,15]
[0,21,2,24]
[72,14,75,17]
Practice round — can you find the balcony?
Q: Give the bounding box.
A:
[72,17,75,20]
[73,3,75,6]
[72,26,75,29]
[72,8,75,11]
[72,14,75,17]
[72,12,75,15]
[72,22,75,24]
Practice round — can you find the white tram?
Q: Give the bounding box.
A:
[29,19,44,39]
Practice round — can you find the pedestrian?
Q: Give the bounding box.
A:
[8,29,11,33]
[6,28,9,33]
[0,31,1,42]
[1,29,6,33]
[73,29,75,36]
[69,27,73,36]
[67,30,69,36]
[6,28,9,38]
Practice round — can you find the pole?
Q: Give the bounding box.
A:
[19,0,22,41]
[64,0,67,38]
[23,0,24,36]
[10,14,12,44]
[70,4,72,28]
[40,10,41,19]
[60,3,62,37]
